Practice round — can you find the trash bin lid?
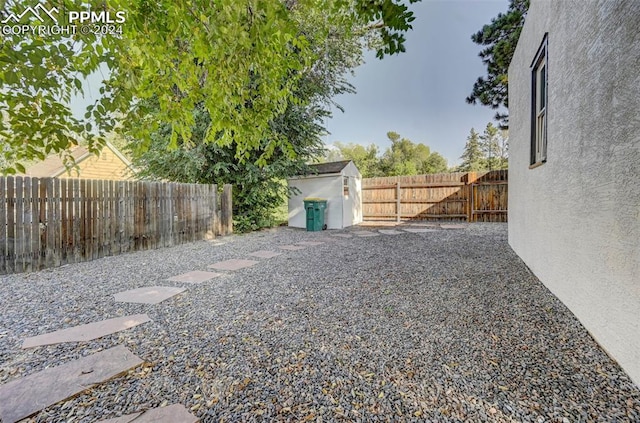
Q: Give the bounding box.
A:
[303,197,327,202]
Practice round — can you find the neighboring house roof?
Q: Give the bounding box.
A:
[22,141,133,179]
[308,160,352,175]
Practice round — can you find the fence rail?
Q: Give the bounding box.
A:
[362,170,507,222]
[0,177,232,275]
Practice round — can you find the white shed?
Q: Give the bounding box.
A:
[288,160,362,230]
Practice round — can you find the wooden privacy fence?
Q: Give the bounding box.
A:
[0,177,233,275]
[362,170,508,223]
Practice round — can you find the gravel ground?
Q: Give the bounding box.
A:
[1,223,639,422]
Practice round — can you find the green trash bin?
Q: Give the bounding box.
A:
[303,198,327,231]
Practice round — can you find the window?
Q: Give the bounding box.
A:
[530,34,548,167]
[343,176,349,197]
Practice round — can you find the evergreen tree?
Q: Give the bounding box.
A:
[466,0,529,128]
[480,122,502,170]
[496,128,509,169]
[459,129,485,171]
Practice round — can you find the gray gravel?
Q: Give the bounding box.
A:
[1,223,639,422]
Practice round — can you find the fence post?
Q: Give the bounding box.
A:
[396,181,401,223]
[221,184,233,235]
[466,172,478,222]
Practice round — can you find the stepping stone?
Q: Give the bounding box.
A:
[114,286,186,305]
[168,271,223,283]
[98,404,198,423]
[22,314,151,349]
[353,231,380,237]
[297,241,325,246]
[248,250,282,259]
[402,228,438,233]
[278,245,306,251]
[378,229,403,235]
[314,237,339,242]
[440,224,467,229]
[0,345,143,423]
[331,234,353,238]
[207,259,259,271]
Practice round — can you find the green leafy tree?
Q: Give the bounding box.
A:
[420,152,448,174]
[379,131,447,176]
[326,132,448,177]
[130,0,390,231]
[458,128,485,171]
[380,131,422,176]
[326,142,382,178]
[1,0,422,174]
[466,0,529,128]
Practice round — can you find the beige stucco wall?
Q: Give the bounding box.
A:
[508,0,640,385]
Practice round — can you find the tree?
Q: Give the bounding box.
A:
[326,142,382,178]
[1,0,422,174]
[379,131,448,176]
[379,131,422,176]
[479,122,508,170]
[458,128,485,171]
[420,152,448,174]
[480,122,500,170]
[326,132,448,177]
[466,0,529,128]
[130,0,383,231]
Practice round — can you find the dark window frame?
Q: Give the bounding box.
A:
[530,33,549,167]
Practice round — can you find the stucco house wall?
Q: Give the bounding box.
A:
[508,0,640,385]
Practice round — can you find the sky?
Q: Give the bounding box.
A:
[325,0,509,167]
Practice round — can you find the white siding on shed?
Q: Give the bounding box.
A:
[288,175,343,229]
[287,161,362,230]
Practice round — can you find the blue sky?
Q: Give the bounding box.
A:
[325,0,509,166]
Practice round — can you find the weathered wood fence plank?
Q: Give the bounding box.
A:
[362,170,508,223]
[0,177,232,275]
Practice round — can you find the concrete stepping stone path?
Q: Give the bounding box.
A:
[22,314,151,349]
[378,229,403,235]
[208,259,259,271]
[168,271,223,283]
[402,228,439,233]
[278,245,306,251]
[248,250,282,259]
[441,224,467,229]
[353,231,380,237]
[313,237,339,242]
[297,241,325,246]
[114,286,187,304]
[98,404,198,423]
[0,345,143,423]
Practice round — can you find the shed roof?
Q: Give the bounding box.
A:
[308,160,351,175]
